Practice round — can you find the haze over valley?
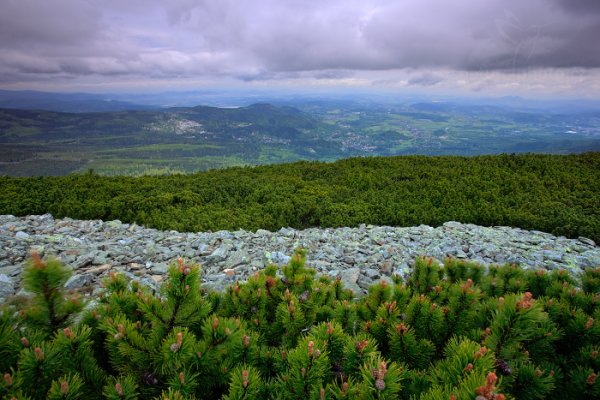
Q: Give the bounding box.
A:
[1,90,599,176]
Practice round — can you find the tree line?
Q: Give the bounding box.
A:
[0,153,598,242]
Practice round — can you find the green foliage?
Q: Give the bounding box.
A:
[272,337,330,399]
[1,152,599,241]
[358,354,405,399]
[102,375,138,400]
[223,365,264,400]
[21,254,84,337]
[46,374,84,400]
[0,252,599,399]
[0,309,21,372]
[388,324,435,370]
[408,257,442,294]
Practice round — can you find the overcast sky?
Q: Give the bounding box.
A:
[1,0,599,97]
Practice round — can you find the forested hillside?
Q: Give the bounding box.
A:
[2,99,599,177]
[1,153,598,242]
[0,104,337,176]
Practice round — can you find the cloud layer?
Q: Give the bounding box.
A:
[1,0,599,95]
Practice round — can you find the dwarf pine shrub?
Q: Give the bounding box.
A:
[0,250,599,399]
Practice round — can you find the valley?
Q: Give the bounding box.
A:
[1,97,599,176]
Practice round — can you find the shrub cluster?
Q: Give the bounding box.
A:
[1,250,599,399]
[1,153,599,242]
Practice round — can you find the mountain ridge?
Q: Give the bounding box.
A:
[1,97,600,176]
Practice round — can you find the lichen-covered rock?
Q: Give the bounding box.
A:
[0,274,14,298]
[64,273,94,290]
[0,215,598,301]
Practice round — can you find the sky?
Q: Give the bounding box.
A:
[1,0,599,98]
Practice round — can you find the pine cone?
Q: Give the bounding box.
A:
[495,358,511,376]
[299,290,310,302]
[141,371,158,386]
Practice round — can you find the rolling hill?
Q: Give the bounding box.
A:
[1,98,599,176]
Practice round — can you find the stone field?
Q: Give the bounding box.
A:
[0,214,598,302]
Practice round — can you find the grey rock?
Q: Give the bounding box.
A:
[0,265,21,277]
[151,262,169,274]
[15,231,30,240]
[507,255,528,265]
[207,244,232,262]
[202,280,227,293]
[542,250,563,262]
[340,267,360,283]
[0,214,599,302]
[358,275,374,290]
[342,256,355,265]
[327,269,340,278]
[579,237,596,247]
[197,243,211,255]
[73,255,95,269]
[86,264,112,275]
[443,221,463,229]
[469,245,483,254]
[226,250,250,268]
[93,252,109,265]
[379,260,393,275]
[364,268,380,280]
[138,276,160,292]
[575,255,598,269]
[265,251,291,266]
[38,213,54,223]
[64,274,94,290]
[143,244,157,258]
[45,234,64,243]
[392,263,412,281]
[278,227,294,236]
[545,262,564,271]
[340,267,362,295]
[0,274,14,298]
[105,220,122,229]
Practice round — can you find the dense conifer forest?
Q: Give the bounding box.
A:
[1,153,598,242]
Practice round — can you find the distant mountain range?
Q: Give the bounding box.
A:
[1,90,599,176]
[0,90,154,113]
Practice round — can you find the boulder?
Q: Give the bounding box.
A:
[339,267,362,295]
[0,274,14,298]
[15,231,30,240]
[64,274,95,290]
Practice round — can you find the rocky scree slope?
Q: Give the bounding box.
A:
[0,214,598,302]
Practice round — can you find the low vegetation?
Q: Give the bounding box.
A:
[1,153,599,242]
[1,251,599,399]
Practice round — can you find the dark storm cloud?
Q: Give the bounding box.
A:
[552,0,600,15]
[0,0,599,90]
[407,74,443,87]
[0,0,101,47]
